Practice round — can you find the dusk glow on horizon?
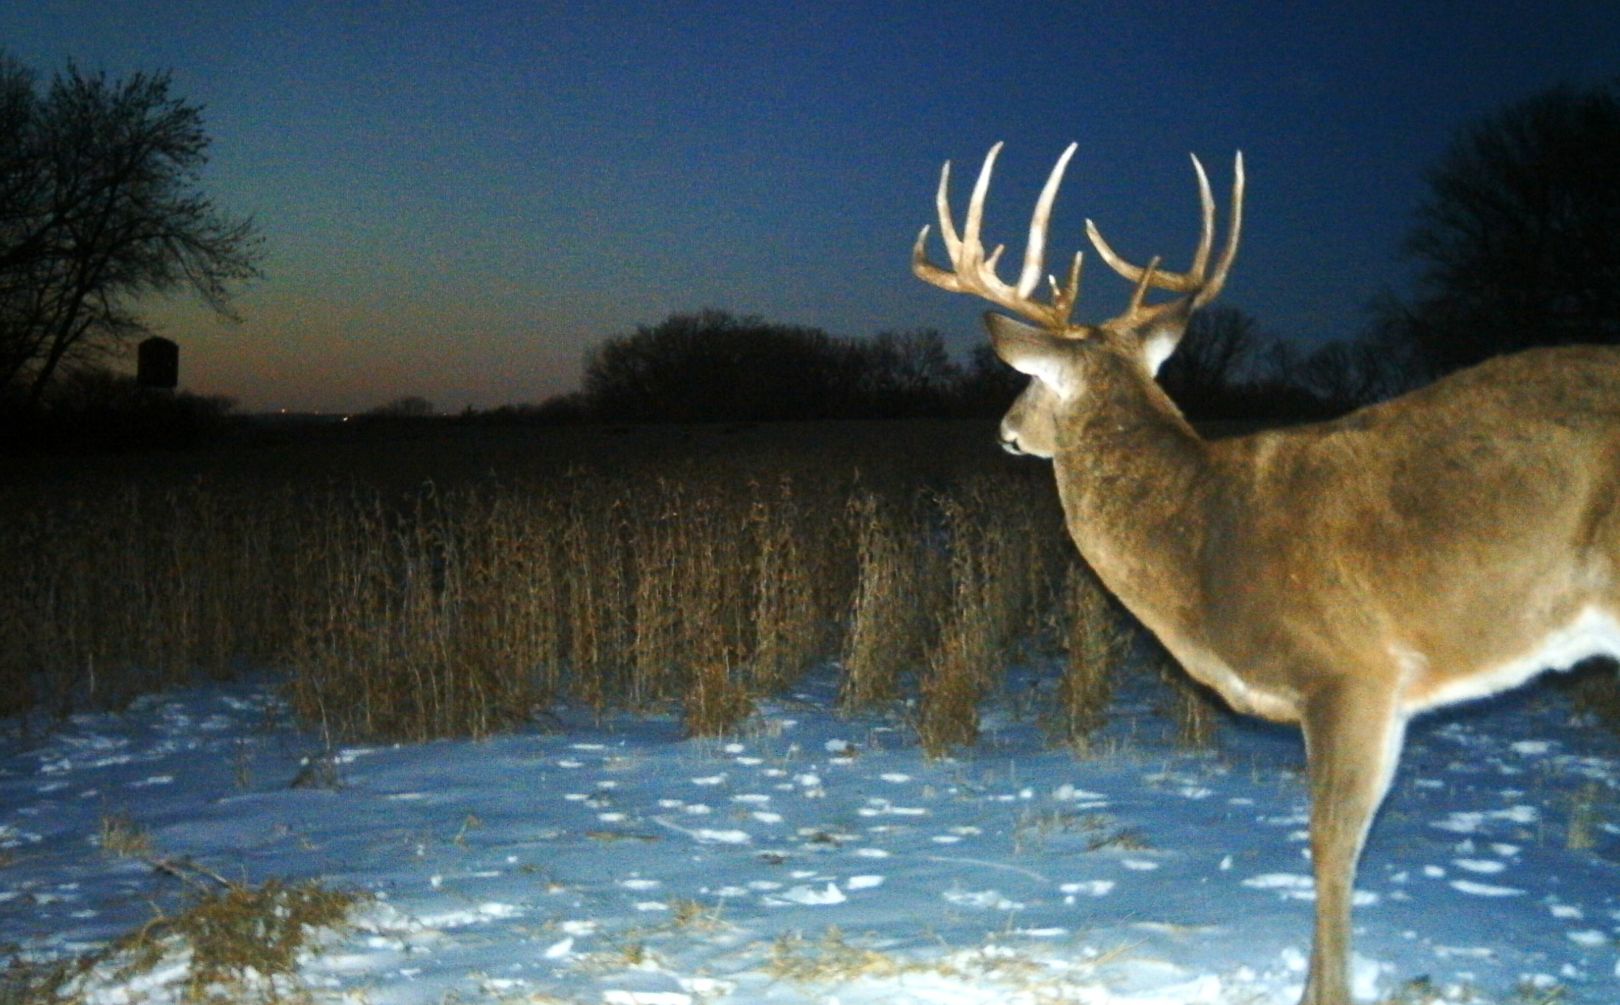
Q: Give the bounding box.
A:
[4,2,1617,414]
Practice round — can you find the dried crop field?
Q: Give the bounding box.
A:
[0,419,1156,751]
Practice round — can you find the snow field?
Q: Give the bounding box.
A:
[1,667,1618,1003]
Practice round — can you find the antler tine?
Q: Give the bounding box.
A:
[912,156,965,294]
[1127,256,1162,314]
[1188,154,1215,280]
[1191,150,1244,310]
[934,160,961,263]
[1051,249,1083,314]
[1085,151,1245,309]
[962,141,1002,261]
[1018,142,1077,299]
[911,150,993,296]
[1085,216,1201,295]
[911,143,1082,330]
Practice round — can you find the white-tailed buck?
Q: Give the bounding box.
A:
[913,141,1620,1005]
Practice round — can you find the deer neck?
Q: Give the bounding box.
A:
[1051,357,1213,631]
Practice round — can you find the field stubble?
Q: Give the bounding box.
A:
[2,420,1145,749]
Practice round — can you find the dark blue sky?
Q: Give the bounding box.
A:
[5,2,1617,412]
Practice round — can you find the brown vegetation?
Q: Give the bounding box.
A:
[1,421,1146,748]
[1049,563,1129,754]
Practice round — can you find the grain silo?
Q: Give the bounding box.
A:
[136,336,179,390]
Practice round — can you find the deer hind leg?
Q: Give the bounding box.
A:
[1299,680,1408,1005]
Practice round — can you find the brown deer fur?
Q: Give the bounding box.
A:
[916,143,1620,1005]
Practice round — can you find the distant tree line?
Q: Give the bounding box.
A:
[519,300,1418,427]
[559,308,1016,423]
[1157,305,1412,422]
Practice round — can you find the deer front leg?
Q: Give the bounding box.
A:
[1298,680,1408,1005]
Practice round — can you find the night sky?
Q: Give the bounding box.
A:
[4,2,1617,414]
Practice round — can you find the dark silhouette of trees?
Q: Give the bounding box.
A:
[575,307,1359,425]
[1148,306,1335,421]
[0,55,263,408]
[1245,336,1406,418]
[582,310,853,422]
[581,311,981,422]
[1156,306,1261,416]
[1386,81,1620,378]
[0,364,235,452]
[368,395,436,418]
[850,329,963,417]
[955,344,1027,417]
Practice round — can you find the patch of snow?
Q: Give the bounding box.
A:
[1450,879,1525,897]
[5,664,1617,1004]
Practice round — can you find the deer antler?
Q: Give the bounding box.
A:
[1086,152,1245,324]
[912,142,1084,331]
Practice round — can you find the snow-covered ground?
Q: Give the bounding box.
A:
[3,663,1618,1004]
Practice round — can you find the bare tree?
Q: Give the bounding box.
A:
[0,55,263,407]
[852,328,962,415]
[956,343,1027,416]
[582,310,849,422]
[1155,304,1259,408]
[1391,81,1620,377]
[1295,339,1398,410]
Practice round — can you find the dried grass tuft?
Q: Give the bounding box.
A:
[1157,654,1225,751]
[104,876,358,1004]
[1049,562,1128,755]
[766,927,905,984]
[97,812,153,859]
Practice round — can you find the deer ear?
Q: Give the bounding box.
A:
[1123,300,1192,376]
[985,312,1068,387]
[1140,325,1182,376]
